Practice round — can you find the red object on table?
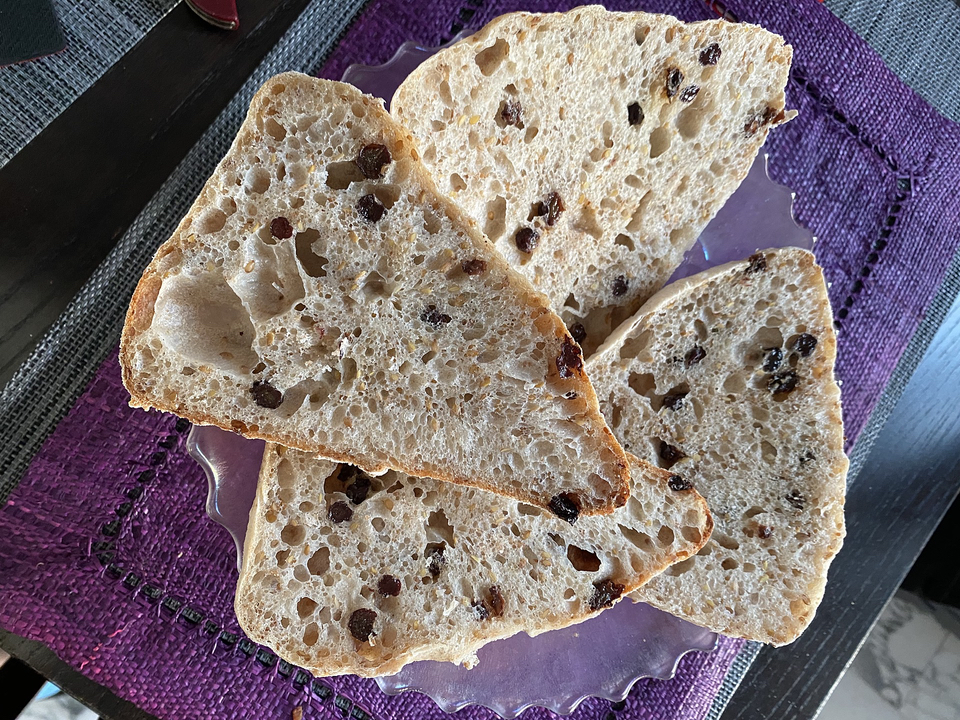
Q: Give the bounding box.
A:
[185,0,240,30]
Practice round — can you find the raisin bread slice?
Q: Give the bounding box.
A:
[587,247,847,645]
[236,446,711,677]
[392,6,793,355]
[120,73,630,515]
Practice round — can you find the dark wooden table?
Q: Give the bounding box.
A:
[1,2,959,719]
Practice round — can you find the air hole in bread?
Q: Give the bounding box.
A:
[483,196,507,241]
[657,525,675,546]
[423,207,443,234]
[627,372,657,400]
[761,440,778,463]
[517,503,542,516]
[676,98,708,139]
[302,622,319,646]
[450,174,467,192]
[715,533,740,551]
[264,117,286,142]
[635,25,650,45]
[566,544,601,572]
[573,205,603,239]
[475,38,510,76]
[523,125,540,143]
[665,556,695,576]
[682,526,703,544]
[425,509,455,546]
[371,184,401,209]
[618,524,655,552]
[194,207,227,235]
[615,233,635,251]
[281,523,306,545]
[626,191,654,233]
[297,597,318,618]
[618,329,653,360]
[649,125,672,159]
[325,160,364,190]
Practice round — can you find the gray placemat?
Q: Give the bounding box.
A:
[826,0,960,123]
[0,0,179,168]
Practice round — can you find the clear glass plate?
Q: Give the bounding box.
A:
[187,34,813,719]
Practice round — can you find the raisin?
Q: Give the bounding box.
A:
[661,392,687,411]
[461,258,487,275]
[659,441,685,463]
[514,227,540,253]
[685,345,706,367]
[589,578,625,611]
[355,144,391,180]
[768,371,799,395]
[472,599,490,621]
[627,102,644,126]
[421,304,452,326]
[344,472,371,505]
[785,490,805,510]
[762,347,784,372]
[549,493,581,524]
[357,194,385,222]
[666,68,684,98]
[679,85,700,103]
[612,275,629,296]
[251,381,283,409]
[270,217,293,239]
[347,608,377,642]
[556,337,583,378]
[758,525,773,539]
[699,43,721,66]
[545,192,565,226]
[328,501,353,524]
[377,575,402,597]
[668,474,693,491]
[500,99,524,127]
[746,252,767,273]
[487,585,505,617]
[744,106,784,136]
[425,543,446,577]
[792,333,818,357]
[570,323,587,345]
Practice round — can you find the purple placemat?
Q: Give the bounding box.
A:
[1,1,959,720]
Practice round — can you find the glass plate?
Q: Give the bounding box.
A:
[188,34,813,719]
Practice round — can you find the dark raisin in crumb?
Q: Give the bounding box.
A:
[344,472,371,505]
[545,192,565,226]
[785,490,805,510]
[792,333,818,357]
[570,323,587,345]
[347,608,377,642]
[699,43,721,66]
[549,493,581,524]
[627,102,644,126]
[746,252,767,273]
[357,194,386,222]
[661,392,687,411]
[679,85,700,103]
[532,201,548,217]
[659,441,685,463]
[515,227,540,253]
[666,68,684,98]
[685,345,707,367]
[668,474,693,491]
[500,99,524,127]
[425,543,446,577]
[762,347,784,373]
[487,585,505,617]
[421,304,452,326]
[556,337,583,378]
[355,144,392,180]
[328,501,353,524]
[461,258,487,275]
[589,578,625,611]
[758,525,773,539]
[471,599,490,621]
[251,380,283,409]
[768,371,799,395]
[270,217,293,239]
[377,575,402,597]
[745,106,785,136]
[612,275,629,296]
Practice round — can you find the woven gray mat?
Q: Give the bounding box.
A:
[0,0,179,168]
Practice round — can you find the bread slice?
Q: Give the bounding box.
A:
[392,6,794,354]
[587,247,846,645]
[236,446,712,677]
[120,73,630,515]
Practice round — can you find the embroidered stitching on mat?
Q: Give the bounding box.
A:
[441,0,484,43]
[87,417,371,720]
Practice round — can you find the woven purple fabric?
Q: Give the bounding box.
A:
[2,1,959,720]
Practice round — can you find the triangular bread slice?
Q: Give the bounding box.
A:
[392,6,793,354]
[587,247,847,645]
[236,446,711,677]
[120,73,630,515]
